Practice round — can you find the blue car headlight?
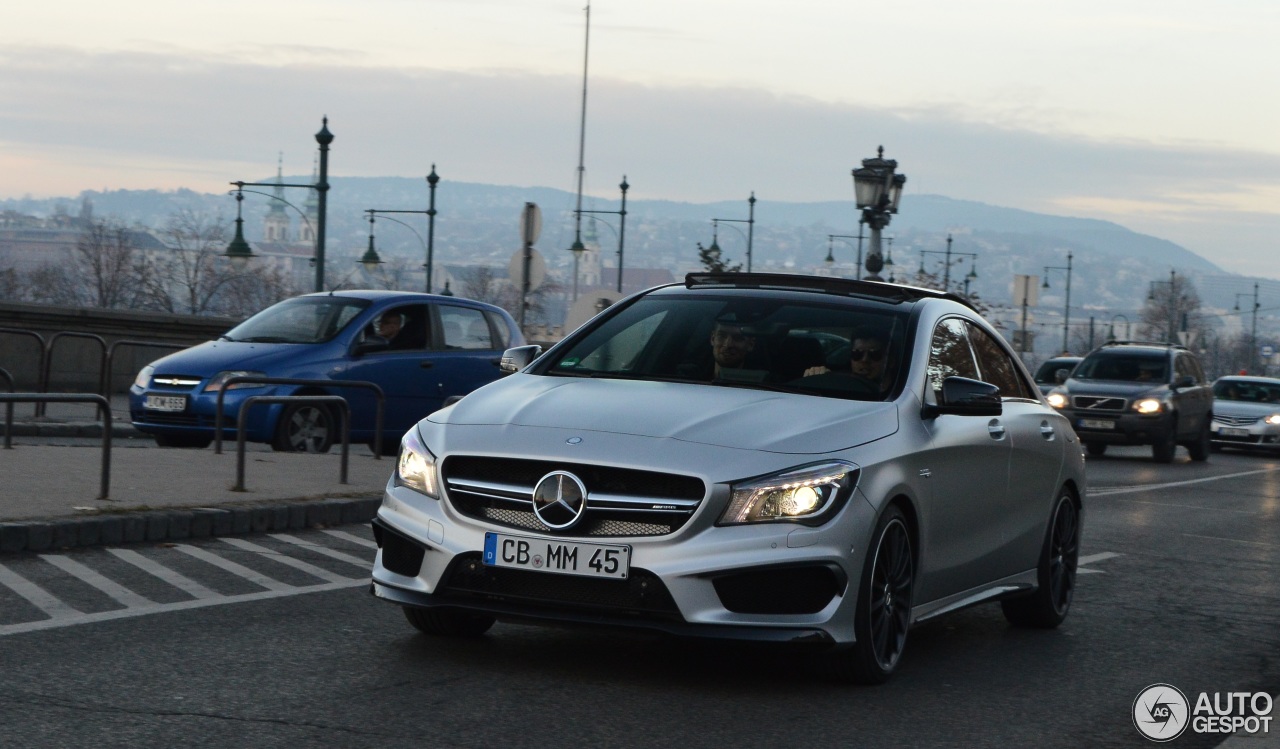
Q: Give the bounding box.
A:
[133,364,155,390]
[719,461,858,526]
[203,370,267,392]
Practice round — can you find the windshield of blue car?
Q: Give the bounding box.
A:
[541,295,910,401]
[1072,353,1167,383]
[1213,380,1280,403]
[222,297,371,344]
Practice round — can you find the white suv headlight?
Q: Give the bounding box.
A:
[719,461,858,526]
[1133,398,1163,414]
[1046,391,1067,409]
[396,427,439,498]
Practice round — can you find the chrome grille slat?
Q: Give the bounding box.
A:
[1072,396,1127,411]
[1214,414,1261,426]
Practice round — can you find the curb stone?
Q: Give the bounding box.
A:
[0,496,382,554]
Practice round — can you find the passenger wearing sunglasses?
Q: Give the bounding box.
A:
[803,328,891,394]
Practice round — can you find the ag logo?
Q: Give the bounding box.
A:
[1133,683,1190,742]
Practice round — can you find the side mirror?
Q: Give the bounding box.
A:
[925,376,1003,418]
[1054,368,1071,384]
[1173,374,1195,389]
[500,345,543,374]
[352,337,390,357]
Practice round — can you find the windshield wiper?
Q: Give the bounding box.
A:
[237,336,296,343]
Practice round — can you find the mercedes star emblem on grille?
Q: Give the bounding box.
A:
[531,471,588,530]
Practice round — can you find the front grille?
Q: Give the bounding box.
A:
[1072,395,1127,411]
[150,375,204,391]
[1215,414,1261,426]
[436,551,681,619]
[442,456,706,538]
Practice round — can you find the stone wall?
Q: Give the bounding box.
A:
[0,302,240,393]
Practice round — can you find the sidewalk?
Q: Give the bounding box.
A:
[2,393,138,439]
[0,439,393,553]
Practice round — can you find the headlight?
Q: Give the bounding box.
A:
[203,370,266,392]
[133,364,155,389]
[395,427,439,498]
[1266,414,1280,425]
[1046,392,1067,409]
[719,461,858,526]
[1133,398,1163,414]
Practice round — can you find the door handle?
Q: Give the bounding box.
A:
[419,361,434,369]
[1040,421,1055,440]
[987,419,1006,439]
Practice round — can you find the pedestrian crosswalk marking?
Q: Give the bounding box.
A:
[174,544,294,592]
[107,548,220,600]
[40,554,154,609]
[0,563,81,620]
[219,538,352,584]
[322,529,378,550]
[270,534,371,568]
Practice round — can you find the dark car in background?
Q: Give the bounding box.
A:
[1033,356,1082,395]
[1209,375,1280,452]
[1045,341,1212,462]
[129,291,522,452]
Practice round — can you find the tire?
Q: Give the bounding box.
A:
[271,402,334,453]
[1002,490,1080,628]
[831,506,914,684]
[1151,424,1177,464]
[153,433,213,449]
[1187,421,1211,462]
[1085,443,1107,457]
[402,606,495,638]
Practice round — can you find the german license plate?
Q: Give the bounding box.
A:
[143,395,187,412]
[483,532,630,580]
[1219,427,1249,437]
[1079,418,1115,430]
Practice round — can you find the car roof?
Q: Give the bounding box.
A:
[1214,375,1280,384]
[297,289,504,311]
[648,272,978,311]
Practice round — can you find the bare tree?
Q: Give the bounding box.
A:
[22,263,83,306]
[217,263,298,319]
[76,219,145,309]
[0,265,20,302]
[457,265,563,325]
[1139,274,1208,345]
[140,209,239,315]
[696,242,742,273]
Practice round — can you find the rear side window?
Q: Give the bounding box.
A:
[439,305,496,350]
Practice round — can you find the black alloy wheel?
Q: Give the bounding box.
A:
[1002,490,1080,628]
[272,403,334,453]
[834,506,914,684]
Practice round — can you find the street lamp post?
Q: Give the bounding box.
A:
[712,193,756,272]
[578,176,629,292]
[824,224,867,280]
[918,234,978,296]
[1043,251,1074,353]
[426,166,439,293]
[851,146,906,282]
[1234,282,1261,373]
[226,117,333,292]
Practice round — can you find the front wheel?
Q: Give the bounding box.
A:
[831,506,914,684]
[1151,425,1177,463]
[1187,421,1211,462]
[271,403,334,453]
[403,606,495,637]
[1002,490,1080,628]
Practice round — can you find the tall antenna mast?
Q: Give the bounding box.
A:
[568,2,591,300]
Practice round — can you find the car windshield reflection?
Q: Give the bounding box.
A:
[223,297,370,344]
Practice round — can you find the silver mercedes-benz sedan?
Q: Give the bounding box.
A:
[370,273,1086,684]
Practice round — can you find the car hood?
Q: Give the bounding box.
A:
[150,340,322,376]
[1213,400,1280,417]
[432,374,899,454]
[1064,379,1167,398]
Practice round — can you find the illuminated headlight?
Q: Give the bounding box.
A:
[133,364,155,389]
[1046,392,1068,409]
[203,370,266,392]
[1133,398,1163,415]
[395,427,439,498]
[1266,414,1280,425]
[719,462,858,526]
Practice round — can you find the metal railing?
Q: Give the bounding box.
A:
[214,376,385,457]
[103,340,186,396]
[0,367,13,391]
[0,393,112,498]
[37,332,107,416]
[0,328,46,415]
[234,395,349,492]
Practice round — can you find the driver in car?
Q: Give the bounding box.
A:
[803,327,892,395]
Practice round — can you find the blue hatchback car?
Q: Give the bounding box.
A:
[129,290,523,452]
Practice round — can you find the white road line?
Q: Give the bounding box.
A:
[0,579,365,638]
[1087,467,1280,497]
[0,563,81,620]
[269,534,372,569]
[173,544,294,592]
[1183,533,1274,548]
[1078,552,1121,565]
[39,554,153,609]
[107,548,220,600]
[322,529,378,549]
[219,538,352,584]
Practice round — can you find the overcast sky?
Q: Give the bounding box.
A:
[3,1,1278,277]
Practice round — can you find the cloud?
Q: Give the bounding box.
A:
[2,45,1279,275]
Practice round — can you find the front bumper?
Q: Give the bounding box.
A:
[1210,418,1280,449]
[129,385,278,441]
[1059,409,1172,446]
[369,480,876,646]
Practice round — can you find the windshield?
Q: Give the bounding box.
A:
[1213,380,1280,403]
[1072,353,1167,383]
[541,295,910,401]
[1034,359,1078,384]
[223,297,370,344]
